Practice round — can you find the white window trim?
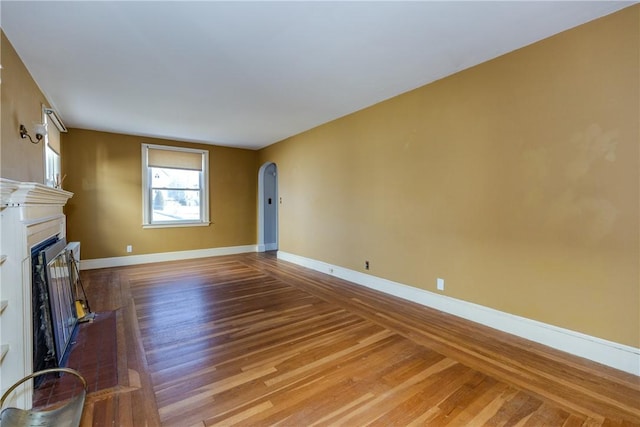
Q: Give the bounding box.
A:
[141,143,210,228]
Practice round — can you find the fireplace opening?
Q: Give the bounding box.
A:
[31,236,78,386]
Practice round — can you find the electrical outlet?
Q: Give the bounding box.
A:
[365,261,370,270]
[126,245,133,253]
[437,278,445,291]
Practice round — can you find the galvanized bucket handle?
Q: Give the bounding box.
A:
[0,368,87,411]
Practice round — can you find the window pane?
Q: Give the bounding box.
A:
[46,145,61,188]
[151,167,200,189]
[151,189,201,222]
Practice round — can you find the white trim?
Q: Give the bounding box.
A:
[81,245,257,270]
[277,251,640,376]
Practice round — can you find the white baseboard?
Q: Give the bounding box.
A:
[277,251,640,376]
[80,245,258,270]
[258,243,278,252]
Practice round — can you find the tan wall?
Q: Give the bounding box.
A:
[1,31,48,182]
[63,129,258,260]
[259,6,640,347]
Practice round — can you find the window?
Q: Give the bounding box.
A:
[44,111,61,188]
[45,143,61,188]
[142,144,209,227]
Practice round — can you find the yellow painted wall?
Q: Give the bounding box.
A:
[63,129,258,260]
[259,6,640,347]
[1,31,48,182]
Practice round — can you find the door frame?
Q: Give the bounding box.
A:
[258,162,278,252]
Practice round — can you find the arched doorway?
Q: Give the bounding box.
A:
[258,162,278,252]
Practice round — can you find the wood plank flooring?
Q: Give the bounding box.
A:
[78,253,640,426]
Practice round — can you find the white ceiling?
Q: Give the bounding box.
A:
[1,1,634,150]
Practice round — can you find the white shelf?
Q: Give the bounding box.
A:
[0,344,8,363]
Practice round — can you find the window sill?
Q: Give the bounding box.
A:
[143,221,211,229]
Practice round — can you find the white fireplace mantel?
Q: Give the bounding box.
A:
[0,178,73,409]
[1,178,74,207]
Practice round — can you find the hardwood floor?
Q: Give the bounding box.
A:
[78,253,640,426]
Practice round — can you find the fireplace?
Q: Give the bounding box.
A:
[31,237,79,384]
[0,179,74,409]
